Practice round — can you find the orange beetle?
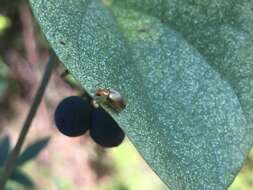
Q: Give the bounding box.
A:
[95,88,126,112]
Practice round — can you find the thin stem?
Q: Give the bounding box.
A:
[0,55,55,190]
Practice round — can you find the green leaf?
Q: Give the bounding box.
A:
[0,59,9,78]
[0,77,8,96]
[0,136,10,166]
[0,60,10,97]
[10,170,34,187]
[17,137,49,166]
[29,1,253,190]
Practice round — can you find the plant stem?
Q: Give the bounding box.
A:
[0,55,55,190]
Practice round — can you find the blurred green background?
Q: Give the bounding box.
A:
[0,0,253,190]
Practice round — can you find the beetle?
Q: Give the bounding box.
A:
[94,88,126,112]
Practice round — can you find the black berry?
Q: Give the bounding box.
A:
[90,107,125,147]
[54,96,93,137]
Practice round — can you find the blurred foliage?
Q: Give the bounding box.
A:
[0,136,50,189]
[0,15,11,34]
[62,71,82,90]
[101,141,168,190]
[0,60,10,98]
[53,176,74,190]
[92,140,253,190]
[229,148,253,190]
[16,137,50,166]
[0,136,10,166]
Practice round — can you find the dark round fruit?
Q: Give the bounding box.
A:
[90,107,125,148]
[54,96,93,137]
